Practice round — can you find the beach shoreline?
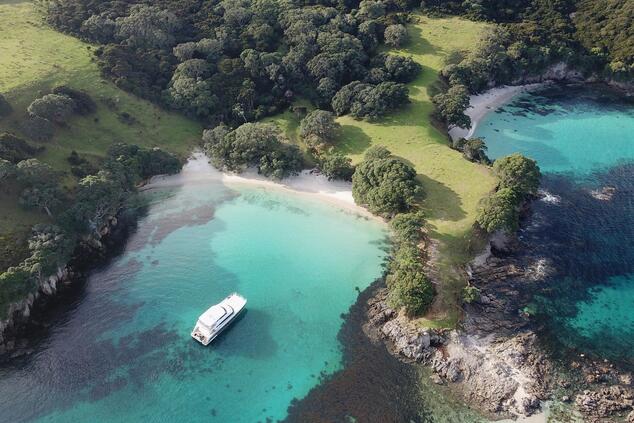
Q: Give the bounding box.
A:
[145,152,382,221]
[449,83,547,141]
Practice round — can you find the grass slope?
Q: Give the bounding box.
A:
[337,15,496,326]
[272,15,495,326]
[0,1,201,266]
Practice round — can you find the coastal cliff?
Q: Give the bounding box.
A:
[0,215,127,358]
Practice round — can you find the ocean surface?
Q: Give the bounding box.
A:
[0,172,391,422]
[475,84,634,368]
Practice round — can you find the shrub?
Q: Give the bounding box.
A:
[299,110,340,150]
[27,94,75,124]
[352,146,422,216]
[384,24,409,47]
[476,187,520,233]
[432,84,471,128]
[21,115,55,142]
[332,81,410,120]
[492,153,541,196]
[318,153,355,181]
[386,244,434,315]
[52,86,97,115]
[462,285,480,304]
[0,133,37,163]
[203,122,304,179]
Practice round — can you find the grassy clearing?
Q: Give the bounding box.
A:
[273,15,496,326]
[0,1,202,266]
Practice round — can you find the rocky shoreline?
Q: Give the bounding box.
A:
[0,213,135,359]
[365,227,634,421]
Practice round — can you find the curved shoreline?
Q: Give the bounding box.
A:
[448,83,547,141]
[145,152,383,222]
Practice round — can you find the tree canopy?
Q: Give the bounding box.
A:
[352,146,422,216]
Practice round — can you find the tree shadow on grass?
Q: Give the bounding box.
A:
[417,173,467,223]
[336,124,371,155]
[403,22,444,58]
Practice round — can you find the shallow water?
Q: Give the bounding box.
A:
[474,84,634,368]
[0,176,390,422]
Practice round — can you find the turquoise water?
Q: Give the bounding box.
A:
[0,176,389,422]
[478,85,634,175]
[474,84,634,367]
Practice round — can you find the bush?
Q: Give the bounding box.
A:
[52,86,97,115]
[462,285,480,304]
[332,81,410,120]
[386,244,434,315]
[476,187,520,233]
[21,115,55,142]
[453,137,489,163]
[390,210,426,245]
[27,94,75,124]
[384,24,409,47]
[107,143,182,180]
[203,122,304,179]
[299,110,340,150]
[352,146,422,216]
[492,153,541,196]
[318,153,355,181]
[432,84,471,128]
[0,133,37,163]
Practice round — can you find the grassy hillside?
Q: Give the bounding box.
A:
[0,1,201,267]
[338,15,496,326]
[271,15,496,326]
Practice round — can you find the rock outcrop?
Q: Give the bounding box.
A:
[576,386,634,421]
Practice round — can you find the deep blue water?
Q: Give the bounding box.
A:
[475,84,634,368]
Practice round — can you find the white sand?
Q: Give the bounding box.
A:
[449,83,547,141]
[144,152,380,220]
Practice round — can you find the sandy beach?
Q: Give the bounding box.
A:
[449,83,547,141]
[145,152,381,220]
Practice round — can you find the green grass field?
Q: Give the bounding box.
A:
[271,15,496,326]
[0,1,202,266]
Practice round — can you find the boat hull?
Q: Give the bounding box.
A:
[191,293,247,346]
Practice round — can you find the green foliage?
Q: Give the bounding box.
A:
[462,285,480,304]
[476,187,520,233]
[203,122,304,179]
[387,255,434,315]
[0,266,33,313]
[16,159,64,217]
[453,137,489,163]
[0,133,37,163]
[20,115,54,142]
[352,146,422,216]
[317,152,355,181]
[107,143,182,181]
[384,24,409,47]
[390,210,426,245]
[68,170,126,232]
[51,86,96,115]
[27,94,75,124]
[492,153,541,196]
[432,84,471,128]
[575,0,634,80]
[333,81,410,120]
[299,110,340,150]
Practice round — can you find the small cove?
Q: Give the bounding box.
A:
[474,84,634,368]
[0,160,391,422]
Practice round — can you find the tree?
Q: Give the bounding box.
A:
[384,24,409,47]
[318,153,355,181]
[352,146,422,216]
[16,159,63,217]
[382,54,421,82]
[455,137,489,163]
[432,84,471,128]
[21,115,55,142]
[0,133,37,163]
[80,13,116,43]
[299,110,340,150]
[71,171,126,231]
[493,153,541,196]
[0,159,16,181]
[476,188,520,233]
[386,244,434,315]
[24,224,75,281]
[52,86,96,115]
[204,122,304,179]
[166,60,218,118]
[115,5,181,49]
[27,94,75,124]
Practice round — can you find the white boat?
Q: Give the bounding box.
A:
[191,293,247,346]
